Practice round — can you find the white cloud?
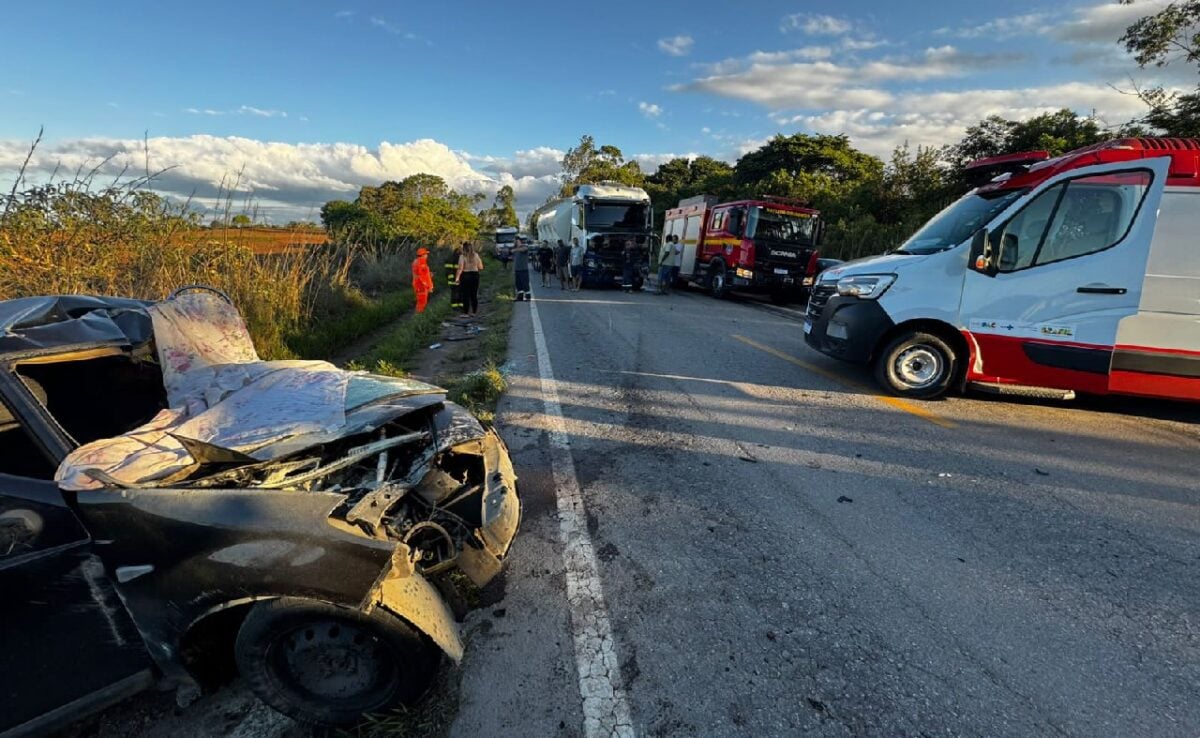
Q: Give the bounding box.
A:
[334,10,354,18]
[465,146,565,178]
[638,101,663,118]
[936,13,1049,39]
[781,14,853,35]
[841,37,886,51]
[678,46,1022,110]
[1053,0,1170,43]
[184,105,288,118]
[936,1,1170,44]
[368,16,403,35]
[0,135,566,222]
[779,82,1156,157]
[657,35,694,57]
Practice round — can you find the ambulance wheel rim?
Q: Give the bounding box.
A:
[895,346,942,388]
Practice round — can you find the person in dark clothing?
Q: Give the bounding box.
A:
[446,245,463,310]
[538,241,554,286]
[621,239,638,293]
[556,239,571,290]
[512,240,531,301]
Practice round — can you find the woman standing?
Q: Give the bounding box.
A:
[456,242,484,316]
[569,237,585,291]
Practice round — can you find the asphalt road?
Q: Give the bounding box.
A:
[451,283,1200,738]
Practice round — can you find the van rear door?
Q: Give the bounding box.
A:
[960,158,1170,393]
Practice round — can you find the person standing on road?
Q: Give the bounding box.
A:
[556,239,571,291]
[538,241,554,287]
[512,239,531,302]
[412,247,434,313]
[656,237,674,295]
[456,242,483,316]
[621,239,637,293]
[570,237,585,291]
[670,234,684,285]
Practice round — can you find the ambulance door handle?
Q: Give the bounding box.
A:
[1076,285,1126,295]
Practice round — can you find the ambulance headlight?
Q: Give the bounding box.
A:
[836,274,896,299]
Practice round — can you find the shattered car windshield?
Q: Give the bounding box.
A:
[346,374,442,411]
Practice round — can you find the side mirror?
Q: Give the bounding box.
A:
[969,229,997,277]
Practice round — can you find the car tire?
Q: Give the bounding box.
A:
[234,598,438,726]
[874,331,957,400]
[709,261,729,299]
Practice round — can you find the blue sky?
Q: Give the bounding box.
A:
[0,0,1185,220]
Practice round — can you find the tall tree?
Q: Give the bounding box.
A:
[644,156,735,225]
[559,135,644,196]
[946,109,1110,169]
[1121,0,1200,136]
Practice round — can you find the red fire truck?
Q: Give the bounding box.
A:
[661,195,822,303]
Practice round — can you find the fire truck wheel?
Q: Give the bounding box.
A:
[874,330,957,400]
[709,261,730,299]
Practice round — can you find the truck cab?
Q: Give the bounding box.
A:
[665,196,821,303]
[805,137,1200,402]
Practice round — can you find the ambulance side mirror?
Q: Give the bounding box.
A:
[969,228,998,277]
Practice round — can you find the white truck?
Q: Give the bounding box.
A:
[804,137,1200,402]
[493,226,518,259]
[533,184,654,289]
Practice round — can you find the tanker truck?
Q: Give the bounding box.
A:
[533,184,654,289]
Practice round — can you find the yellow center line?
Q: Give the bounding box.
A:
[733,334,957,429]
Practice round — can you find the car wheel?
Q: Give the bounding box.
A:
[874,331,957,399]
[235,598,438,726]
[709,261,729,299]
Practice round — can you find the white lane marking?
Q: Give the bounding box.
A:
[528,293,636,738]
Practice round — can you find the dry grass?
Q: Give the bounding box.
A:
[200,225,329,255]
[0,178,355,359]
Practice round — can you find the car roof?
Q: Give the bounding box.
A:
[0,295,153,360]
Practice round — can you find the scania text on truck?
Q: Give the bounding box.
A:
[804,137,1200,402]
[534,184,653,289]
[662,195,821,303]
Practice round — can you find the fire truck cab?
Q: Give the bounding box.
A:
[805,137,1200,402]
[662,195,821,303]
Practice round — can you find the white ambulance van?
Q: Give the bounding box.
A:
[804,138,1200,401]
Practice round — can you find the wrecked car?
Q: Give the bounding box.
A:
[0,288,520,734]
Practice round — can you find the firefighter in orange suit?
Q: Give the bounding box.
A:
[412,247,434,313]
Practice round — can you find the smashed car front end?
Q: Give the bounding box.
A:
[43,292,520,691]
[70,396,520,681]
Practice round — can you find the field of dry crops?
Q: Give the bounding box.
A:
[206,226,329,254]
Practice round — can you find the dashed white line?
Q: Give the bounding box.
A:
[528,292,636,738]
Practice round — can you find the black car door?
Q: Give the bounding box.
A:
[0,467,154,736]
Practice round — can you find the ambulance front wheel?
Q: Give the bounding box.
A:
[874,331,958,400]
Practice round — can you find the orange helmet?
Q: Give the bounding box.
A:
[416,247,429,256]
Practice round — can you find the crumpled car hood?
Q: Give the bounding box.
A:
[57,293,444,491]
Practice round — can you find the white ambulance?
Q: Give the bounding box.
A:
[804,138,1200,401]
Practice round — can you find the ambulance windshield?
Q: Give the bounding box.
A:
[896,189,1026,255]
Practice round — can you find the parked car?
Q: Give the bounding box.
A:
[0,289,520,734]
